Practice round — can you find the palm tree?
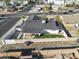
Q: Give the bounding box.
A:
[29,0,32,4]
[72,0,76,8]
[49,2,52,10]
[64,0,66,7]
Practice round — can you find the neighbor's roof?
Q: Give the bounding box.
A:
[22,20,59,33]
[63,14,79,24]
[0,39,78,52]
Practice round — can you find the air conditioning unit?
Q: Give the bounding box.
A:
[42,20,46,24]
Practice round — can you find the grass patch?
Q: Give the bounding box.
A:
[34,34,64,38]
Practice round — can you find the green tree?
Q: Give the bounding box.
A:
[5,0,10,6]
[72,0,76,8]
[41,15,48,20]
[43,5,49,12]
[49,2,52,10]
[55,16,62,23]
[64,0,67,7]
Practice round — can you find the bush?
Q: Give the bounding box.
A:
[43,5,50,11]
[34,34,64,38]
[55,16,62,23]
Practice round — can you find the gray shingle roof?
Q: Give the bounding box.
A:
[22,19,59,34]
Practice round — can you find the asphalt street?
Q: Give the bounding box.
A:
[4,4,34,17]
[0,17,20,37]
[4,11,78,18]
[0,5,34,38]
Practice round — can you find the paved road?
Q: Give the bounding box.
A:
[4,4,34,17]
[0,17,20,37]
[23,11,78,15]
[0,5,34,38]
[4,11,78,18]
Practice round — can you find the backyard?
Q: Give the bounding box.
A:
[34,34,64,38]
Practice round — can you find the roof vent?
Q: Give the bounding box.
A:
[42,20,46,24]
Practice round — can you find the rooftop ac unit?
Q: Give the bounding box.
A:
[42,20,46,24]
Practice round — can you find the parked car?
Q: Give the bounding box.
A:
[61,10,69,14]
[73,9,79,13]
[49,10,53,13]
[24,41,33,45]
[68,10,73,12]
[0,14,5,17]
[13,2,21,6]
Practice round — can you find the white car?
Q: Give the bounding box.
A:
[16,28,22,32]
[73,9,79,13]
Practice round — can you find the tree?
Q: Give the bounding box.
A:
[5,0,10,6]
[49,2,52,10]
[43,5,49,11]
[55,15,62,23]
[41,15,48,20]
[28,0,35,4]
[64,0,66,7]
[21,15,27,22]
[72,0,76,8]
[28,0,31,4]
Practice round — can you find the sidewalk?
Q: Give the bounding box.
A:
[0,11,17,15]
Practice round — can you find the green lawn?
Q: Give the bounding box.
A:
[34,34,64,38]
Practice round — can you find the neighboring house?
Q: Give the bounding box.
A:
[62,14,79,24]
[10,0,22,4]
[43,0,65,5]
[66,0,79,5]
[22,0,28,5]
[73,0,79,5]
[43,0,79,5]
[10,0,29,5]
[0,1,6,8]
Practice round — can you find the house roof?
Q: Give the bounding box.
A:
[63,14,79,24]
[0,38,78,52]
[22,19,59,34]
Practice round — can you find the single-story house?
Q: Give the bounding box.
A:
[20,17,61,35]
[43,0,79,5]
